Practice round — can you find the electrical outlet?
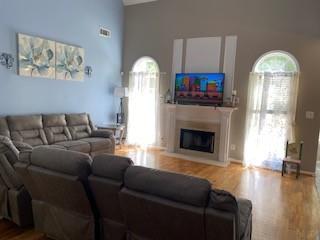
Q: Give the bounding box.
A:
[230,144,236,151]
[306,111,315,120]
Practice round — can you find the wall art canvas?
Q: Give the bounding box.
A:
[55,42,84,81]
[18,33,55,78]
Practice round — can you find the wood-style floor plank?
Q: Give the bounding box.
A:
[1,147,319,240]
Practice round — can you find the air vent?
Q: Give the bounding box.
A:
[100,27,111,38]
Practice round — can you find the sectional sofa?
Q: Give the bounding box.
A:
[0,113,115,226]
[15,146,252,240]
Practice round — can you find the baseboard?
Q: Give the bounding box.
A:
[161,152,229,167]
[300,170,315,176]
[229,158,243,164]
[228,158,315,176]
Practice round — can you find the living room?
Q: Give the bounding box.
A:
[0,0,319,239]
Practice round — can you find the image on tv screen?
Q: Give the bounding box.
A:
[175,73,225,105]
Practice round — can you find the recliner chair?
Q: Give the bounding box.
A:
[22,146,97,240]
[0,134,33,226]
[119,166,211,240]
[89,154,133,240]
[119,166,252,240]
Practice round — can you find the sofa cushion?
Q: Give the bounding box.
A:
[31,146,92,180]
[80,137,112,152]
[43,114,72,144]
[92,154,133,181]
[0,118,10,138]
[124,166,211,207]
[7,115,48,146]
[238,198,252,239]
[91,130,113,139]
[66,113,92,140]
[55,140,91,153]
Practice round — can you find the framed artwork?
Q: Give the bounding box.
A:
[18,33,55,78]
[56,42,84,81]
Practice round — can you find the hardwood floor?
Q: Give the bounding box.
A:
[1,147,319,240]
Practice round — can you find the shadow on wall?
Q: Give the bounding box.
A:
[317,131,320,162]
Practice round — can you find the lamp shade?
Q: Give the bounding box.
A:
[114,87,129,97]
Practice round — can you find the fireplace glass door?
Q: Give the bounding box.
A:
[180,129,215,153]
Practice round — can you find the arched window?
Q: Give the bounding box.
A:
[132,56,159,73]
[253,51,299,73]
[127,57,161,147]
[244,51,300,170]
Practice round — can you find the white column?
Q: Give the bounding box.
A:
[166,105,176,153]
[218,108,235,164]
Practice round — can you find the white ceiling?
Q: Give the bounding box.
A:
[123,0,157,6]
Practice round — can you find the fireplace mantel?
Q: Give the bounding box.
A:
[162,104,237,167]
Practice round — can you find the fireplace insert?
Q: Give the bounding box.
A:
[180,129,215,153]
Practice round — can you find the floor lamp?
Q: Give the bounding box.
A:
[114,87,128,124]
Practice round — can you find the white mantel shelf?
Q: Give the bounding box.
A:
[162,104,237,167]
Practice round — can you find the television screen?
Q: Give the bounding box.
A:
[175,73,225,106]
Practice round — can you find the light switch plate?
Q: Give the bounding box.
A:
[306,111,315,120]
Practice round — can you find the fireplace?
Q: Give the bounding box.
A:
[180,129,215,153]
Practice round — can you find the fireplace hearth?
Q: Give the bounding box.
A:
[163,104,237,167]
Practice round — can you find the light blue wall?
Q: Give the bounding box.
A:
[0,0,124,124]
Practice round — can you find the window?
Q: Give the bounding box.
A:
[132,56,159,73]
[127,57,161,147]
[244,51,300,169]
[253,51,299,73]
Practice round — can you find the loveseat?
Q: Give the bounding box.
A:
[0,113,115,226]
[16,146,252,240]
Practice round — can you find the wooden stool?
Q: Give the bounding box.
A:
[282,141,303,179]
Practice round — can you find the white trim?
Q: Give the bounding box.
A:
[300,170,315,176]
[229,158,243,164]
[223,36,238,101]
[252,50,300,73]
[158,152,315,176]
[123,0,157,6]
[171,39,184,100]
[229,157,315,176]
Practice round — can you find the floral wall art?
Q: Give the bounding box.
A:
[17,33,84,81]
[18,33,55,78]
[56,43,84,81]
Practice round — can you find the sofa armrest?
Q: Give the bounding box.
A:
[205,208,238,240]
[0,154,23,189]
[206,189,240,240]
[13,141,33,152]
[12,141,33,163]
[0,136,19,164]
[91,129,114,139]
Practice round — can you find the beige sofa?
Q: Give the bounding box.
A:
[0,113,115,226]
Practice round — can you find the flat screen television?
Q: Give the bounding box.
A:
[175,73,225,106]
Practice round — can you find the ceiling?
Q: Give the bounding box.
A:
[123,0,157,6]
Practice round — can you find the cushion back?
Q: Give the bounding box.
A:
[0,117,10,138]
[7,115,48,146]
[27,147,95,239]
[43,114,72,144]
[119,166,211,240]
[89,154,133,240]
[66,113,93,140]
